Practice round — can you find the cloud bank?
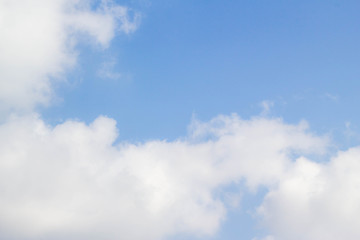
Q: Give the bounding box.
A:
[0,114,328,240]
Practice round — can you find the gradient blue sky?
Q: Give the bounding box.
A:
[2,1,360,240]
[44,0,360,145]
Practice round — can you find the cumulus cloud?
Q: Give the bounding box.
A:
[0,0,139,114]
[0,114,328,240]
[257,147,360,240]
[2,1,360,240]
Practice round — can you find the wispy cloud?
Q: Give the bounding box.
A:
[97,58,122,80]
[260,100,274,116]
[322,92,339,102]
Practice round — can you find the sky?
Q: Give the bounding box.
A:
[1,0,360,239]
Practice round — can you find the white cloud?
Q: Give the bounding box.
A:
[2,1,360,239]
[257,147,360,240]
[0,0,139,114]
[0,114,328,240]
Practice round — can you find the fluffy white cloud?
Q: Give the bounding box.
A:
[257,147,360,240]
[0,0,139,114]
[2,1,360,239]
[0,114,327,240]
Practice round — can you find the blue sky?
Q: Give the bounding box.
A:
[43,0,360,145]
[1,1,360,240]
